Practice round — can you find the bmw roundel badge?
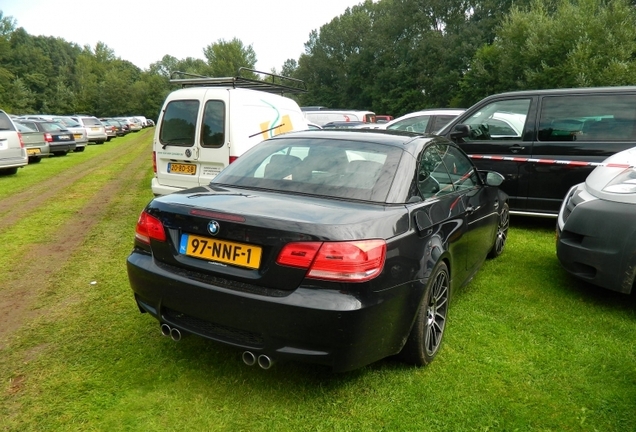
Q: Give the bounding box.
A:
[207,221,220,236]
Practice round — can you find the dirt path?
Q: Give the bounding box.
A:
[0,133,152,345]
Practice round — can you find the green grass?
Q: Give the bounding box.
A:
[0,135,634,431]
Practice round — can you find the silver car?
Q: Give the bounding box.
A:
[70,115,107,144]
[557,146,636,294]
[0,110,28,175]
[21,115,88,152]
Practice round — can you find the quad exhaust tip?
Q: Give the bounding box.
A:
[242,351,274,370]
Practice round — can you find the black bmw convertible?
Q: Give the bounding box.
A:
[127,129,509,372]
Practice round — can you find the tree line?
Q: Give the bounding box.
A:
[2,0,636,120]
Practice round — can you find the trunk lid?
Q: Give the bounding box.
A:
[146,185,408,291]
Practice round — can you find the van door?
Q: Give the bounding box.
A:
[446,97,535,212]
[194,90,230,185]
[529,92,636,214]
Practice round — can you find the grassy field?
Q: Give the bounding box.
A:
[0,131,634,431]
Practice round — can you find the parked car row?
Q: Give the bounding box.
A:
[0,109,153,174]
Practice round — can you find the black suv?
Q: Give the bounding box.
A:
[439,87,636,216]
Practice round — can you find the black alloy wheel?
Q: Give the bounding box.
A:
[488,202,509,259]
[400,261,450,366]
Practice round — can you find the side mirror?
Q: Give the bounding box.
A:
[481,171,505,187]
[449,124,470,141]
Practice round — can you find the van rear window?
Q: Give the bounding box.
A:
[201,100,225,147]
[160,100,199,146]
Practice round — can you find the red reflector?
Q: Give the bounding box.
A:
[277,239,387,282]
[229,156,238,164]
[135,211,166,244]
[152,151,157,174]
[276,242,322,268]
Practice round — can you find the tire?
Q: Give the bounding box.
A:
[1,167,18,175]
[400,261,450,366]
[488,202,509,259]
[53,151,68,156]
[74,147,85,153]
[29,156,41,163]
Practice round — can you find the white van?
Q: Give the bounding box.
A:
[302,109,376,126]
[151,70,309,195]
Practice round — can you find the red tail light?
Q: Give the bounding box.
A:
[277,239,386,282]
[44,133,53,143]
[135,211,166,244]
[17,132,24,148]
[229,156,238,164]
[152,151,157,174]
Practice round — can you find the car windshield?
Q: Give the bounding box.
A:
[213,137,404,203]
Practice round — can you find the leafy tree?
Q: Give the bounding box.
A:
[202,38,257,77]
[457,0,636,106]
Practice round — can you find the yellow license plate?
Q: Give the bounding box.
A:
[168,163,196,175]
[73,134,82,139]
[27,148,41,155]
[179,234,262,269]
[91,127,100,131]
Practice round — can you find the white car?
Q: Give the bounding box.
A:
[557,146,636,294]
[70,115,107,144]
[0,110,28,174]
[380,109,465,134]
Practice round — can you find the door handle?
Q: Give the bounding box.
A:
[509,145,525,153]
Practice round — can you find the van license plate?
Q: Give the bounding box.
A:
[168,163,196,175]
[27,148,41,155]
[179,234,262,269]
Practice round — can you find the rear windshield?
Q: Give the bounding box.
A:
[213,137,403,203]
[41,122,64,132]
[82,117,101,126]
[159,99,199,147]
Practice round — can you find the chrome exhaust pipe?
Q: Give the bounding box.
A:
[160,323,171,337]
[170,327,182,341]
[257,354,274,370]
[242,351,256,366]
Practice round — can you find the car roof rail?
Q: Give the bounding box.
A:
[169,67,307,95]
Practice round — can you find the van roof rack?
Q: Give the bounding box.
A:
[169,67,307,94]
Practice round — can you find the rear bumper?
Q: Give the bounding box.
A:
[50,142,76,153]
[127,251,420,372]
[151,177,187,196]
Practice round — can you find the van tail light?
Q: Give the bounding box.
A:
[44,133,53,143]
[135,210,166,244]
[229,156,238,164]
[17,132,24,148]
[152,151,157,173]
[277,239,386,282]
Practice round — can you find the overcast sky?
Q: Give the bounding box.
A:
[2,0,365,72]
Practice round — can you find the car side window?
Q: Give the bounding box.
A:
[431,115,458,133]
[417,145,454,199]
[538,94,636,142]
[388,115,431,133]
[440,146,478,191]
[461,99,531,141]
